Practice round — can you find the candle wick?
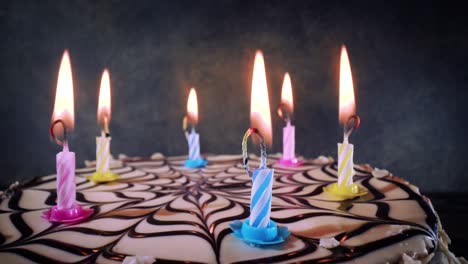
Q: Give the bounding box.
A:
[343,135,349,144]
[63,142,69,152]
[343,115,360,144]
[50,119,68,147]
[242,128,267,173]
[104,117,110,134]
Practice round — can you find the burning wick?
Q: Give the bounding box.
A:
[277,103,292,124]
[242,128,267,175]
[103,116,110,137]
[50,119,68,147]
[182,115,196,133]
[343,115,360,144]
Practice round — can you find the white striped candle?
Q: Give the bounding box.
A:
[56,144,76,210]
[249,168,274,228]
[337,142,354,186]
[96,135,111,173]
[282,121,295,160]
[186,130,201,160]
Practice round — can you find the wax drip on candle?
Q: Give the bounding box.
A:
[242,128,267,173]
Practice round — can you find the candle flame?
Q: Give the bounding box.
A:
[52,50,74,136]
[187,88,198,124]
[250,50,272,146]
[281,72,294,114]
[339,45,356,125]
[98,69,111,131]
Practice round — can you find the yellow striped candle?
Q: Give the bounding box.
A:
[337,142,354,186]
[96,134,111,173]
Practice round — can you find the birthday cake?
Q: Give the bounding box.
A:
[0,153,462,263]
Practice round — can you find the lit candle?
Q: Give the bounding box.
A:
[229,51,290,245]
[277,73,303,166]
[228,127,290,244]
[323,45,367,199]
[52,51,76,210]
[86,69,119,182]
[250,51,272,147]
[183,88,207,168]
[43,50,93,222]
[248,51,273,228]
[338,45,359,186]
[244,129,273,228]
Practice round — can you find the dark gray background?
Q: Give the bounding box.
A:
[0,1,467,192]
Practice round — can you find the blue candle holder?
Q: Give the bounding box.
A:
[183,158,208,168]
[230,218,290,246]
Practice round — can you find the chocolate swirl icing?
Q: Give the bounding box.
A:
[0,154,437,263]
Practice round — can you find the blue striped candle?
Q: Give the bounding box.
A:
[186,130,201,161]
[250,167,274,228]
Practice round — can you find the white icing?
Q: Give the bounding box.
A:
[0,154,442,263]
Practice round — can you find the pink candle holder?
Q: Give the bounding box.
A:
[43,204,94,223]
[277,157,304,167]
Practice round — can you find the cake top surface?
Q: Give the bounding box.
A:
[0,154,438,263]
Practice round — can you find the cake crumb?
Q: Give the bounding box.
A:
[372,168,389,178]
[122,255,156,264]
[401,253,422,264]
[314,155,331,164]
[151,153,164,159]
[319,237,340,249]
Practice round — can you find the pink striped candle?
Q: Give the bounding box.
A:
[56,144,76,209]
[282,121,295,161]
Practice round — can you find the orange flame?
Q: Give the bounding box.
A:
[281,72,294,114]
[187,88,198,124]
[250,50,272,146]
[98,69,111,131]
[52,50,74,136]
[339,45,356,125]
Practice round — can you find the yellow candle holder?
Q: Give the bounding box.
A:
[323,182,367,200]
[86,171,120,183]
